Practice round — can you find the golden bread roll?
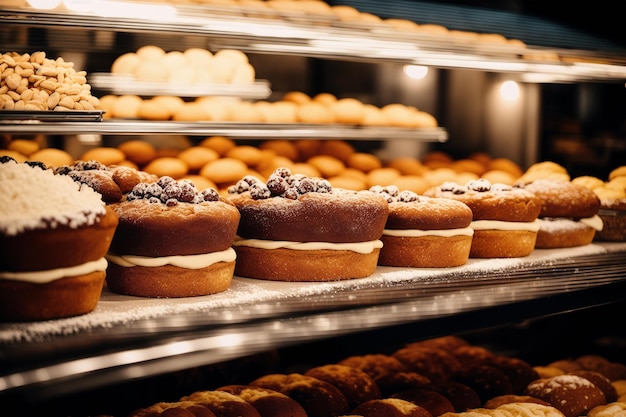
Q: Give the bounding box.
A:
[200,157,248,184]
[367,167,402,187]
[135,45,166,61]
[282,91,311,105]
[385,18,421,31]
[481,170,517,186]
[0,149,27,162]
[80,147,126,166]
[312,92,337,105]
[8,139,39,156]
[609,166,626,180]
[29,148,73,168]
[118,140,158,167]
[318,140,355,163]
[328,175,367,191]
[391,175,431,194]
[290,162,320,178]
[226,145,265,167]
[387,157,429,176]
[177,146,220,171]
[259,140,299,161]
[199,136,237,156]
[331,97,366,125]
[347,152,382,173]
[143,157,188,179]
[487,158,523,179]
[111,95,142,118]
[296,101,335,124]
[134,60,169,83]
[137,98,173,121]
[361,104,389,126]
[111,52,140,75]
[307,154,345,178]
[256,155,295,178]
[572,175,605,190]
[294,139,322,162]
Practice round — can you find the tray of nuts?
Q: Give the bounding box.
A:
[0,110,105,122]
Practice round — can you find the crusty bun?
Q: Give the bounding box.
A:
[483,394,551,408]
[392,346,461,384]
[374,371,432,398]
[391,388,455,416]
[522,179,602,248]
[350,398,433,417]
[228,167,388,281]
[216,385,307,417]
[338,354,407,381]
[370,186,473,268]
[118,140,158,167]
[106,176,240,297]
[424,179,542,258]
[524,375,607,417]
[420,381,482,412]
[250,373,350,417]
[450,365,514,404]
[304,364,381,409]
[28,147,73,168]
[0,159,118,321]
[128,401,217,417]
[180,390,262,417]
[588,402,626,417]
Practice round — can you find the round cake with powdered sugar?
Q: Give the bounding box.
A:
[106,176,240,297]
[521,179,603,248]
[0,156,118,321]
[524,374,607,417]
[227,167,389,281]
[424,179,542,258]
[370,185,473,268]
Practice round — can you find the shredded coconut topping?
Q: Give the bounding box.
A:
[0,158,106,235]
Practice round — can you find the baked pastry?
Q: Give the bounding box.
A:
[391,387,455,416]
[227,167,389,281]
[0,158,118,321]
[106,176,240,297]
[523,374,607,417]
[216,385,307,417]
[349,398,434,417]
[250,373,350,417]
[305,364,381,409]
[180,390,261,417]
[450,364,514,403]
[424,179,542,258]
[488,355,540,394]
[588,402,626,417]
[569,370,618,402]
[521,179,602,248]
[338,354,408,381]
[392,346,461,384]
[128,401,217,417]
[370,185,473,267]
[420,381,482,412]
[483,394,551,408]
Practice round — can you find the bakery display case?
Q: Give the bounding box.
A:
[2,1,626,416]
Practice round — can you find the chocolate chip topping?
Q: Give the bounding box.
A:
[228,168,333,200]
[127,176,219,206]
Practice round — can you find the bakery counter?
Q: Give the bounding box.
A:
[1,242,626,403]
[3,7,626,82]
[0,119,449,141]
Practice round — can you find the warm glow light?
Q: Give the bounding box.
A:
[403,64,429,80]
[27,0,62,9]
[500,80,520,101]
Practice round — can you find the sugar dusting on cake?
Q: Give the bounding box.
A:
[0,159,106,236]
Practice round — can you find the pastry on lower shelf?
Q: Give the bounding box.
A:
[128,400,217,417]
[370,185,473,267]
[180,390,261,417]
[424,179,542,257]
[349,398,434,417]
[391,387,456,416]
[250,373,350,417]
[106,176,240,297]
[0,157,118,321]
[227,167,389,281]
[523,374,607,417]
[216,385,307,417]
[521,179,603,248]
[304,364,382,409]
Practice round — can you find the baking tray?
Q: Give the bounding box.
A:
[0,110,105,122]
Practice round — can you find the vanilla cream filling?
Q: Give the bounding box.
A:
[383,227,474,237]
[232,237,383,254]
[0,257,108,284]
[106,248,236,269]
[471,219,542,232]
[580,215,604,231]
[537,215,604,232]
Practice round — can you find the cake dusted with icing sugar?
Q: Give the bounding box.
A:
[0,157,118,321]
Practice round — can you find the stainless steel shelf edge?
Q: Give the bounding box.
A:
[3,8,626,82]
[0,120,449,141]
[1,243,625,399]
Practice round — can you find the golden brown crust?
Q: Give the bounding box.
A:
[128,401,217,417]
[180,391,261,417]
[483,394,551,408]
[304,364,382,409]
[216,385,307,417]
[0,206,118,272]
[0,271,105,322]
[230,190,388,243]
[109,199,240,257]
[523,179,601,218]
[535,221,596,248]
[233,246,380,281]
[375,371,432,398]
[379,235,472,267]
[338,354,407,381]
[524,375,607,417]
[350,398,434,417]
[393,347,461,384]
[250,373,350,417]
[470,229,537,258]
[391,388,455,416]
[105,261,234,298]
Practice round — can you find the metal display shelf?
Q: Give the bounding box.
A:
[1,243,625,401]
[2,7,626,82]
[0,119,449,141]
